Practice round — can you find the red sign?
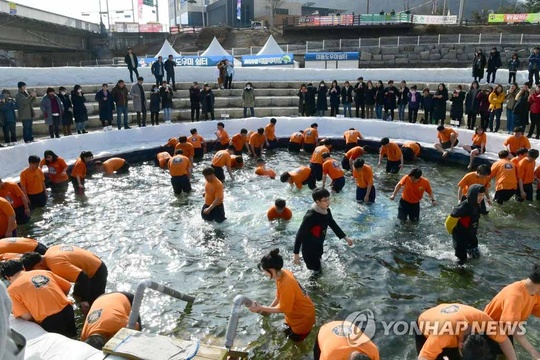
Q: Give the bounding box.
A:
[139,24,163,32]
[504,14,528,22]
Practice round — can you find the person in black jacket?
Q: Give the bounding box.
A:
[353,77,365,118]
[200,83,215,121]
[71,85,88,134]
[316,81,328,116]
[397,80,410,121]
[364,80,376,118]
[149,85,160,126]
[58,86,73,136]
[124,48,139,83]
[159,81,173,124]
[383,80,398,121]
[420,88,434,124]
[487,47,502,84]
[189,82,201,122]
[374,80,385,119]
[305,83,317,116]
[445,184,485,265]
[341,81,353,117]
[95,83,114,130]
[293,188,353,273]
[328,80,341,116]
[164,55,176,91]
[151,56,165,86]
[465,81,480,129]
[508,53,520,84]
[472,49,486,82]
[433,83,449,125]
[450,85,466,127]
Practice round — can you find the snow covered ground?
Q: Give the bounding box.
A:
[0,66,531,88]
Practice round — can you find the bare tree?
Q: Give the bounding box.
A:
[266,0,286,28]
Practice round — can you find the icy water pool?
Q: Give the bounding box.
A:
[19,150,540,359]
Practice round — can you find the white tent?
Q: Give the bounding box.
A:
[200,37,232,57]
[155,40,181,58]
[256,35,284,56]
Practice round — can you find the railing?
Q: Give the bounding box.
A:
[283,14,413,28]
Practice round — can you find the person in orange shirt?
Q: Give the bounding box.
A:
[353,158,376,203]
[162,137,179,148]
[0,179,31,225]
[40,150,69,191]
[174,136,195,164]
[462,127,487,169]
[504,126,531,158]
[230,128,249,155]
[390,168,436,221]
[343,128,364,151]
[1,260,76,338]
[303,123,319,153]
[211,145,235,181]
[21,244,108,313]
[342,145,368,171]
[314,320,380,360]
[517,149,539,201]
[168,149,192,194]
[490,150,518,204]
[255,158,276,178]
[94,157,130,176]
[310,139,332,181]
[0,237,47,256]
[378,137,403,174]
[280,166,316,190]
[231,155,244,169]
[535,164,540,201]
[188,128,206,160]
[215,122,230,150]
[434,125,459,158]
[511,147,528,171]
[288,130,304,153]
[19,155,47,208]
[401,141,422,162]
[265,118,278,149]
[267,199,292,221]
[484,264,540,359]
[321,152,345,193]
[201,167,226,223]
[70,151,93,195]
[249,248,316,342]
[155,151,171,169]
[415,303,517,360]
[249,128,268,158]
[457,164,492,214]
[81,292,138,350]
[0,197,16,239]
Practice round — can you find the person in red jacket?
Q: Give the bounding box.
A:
[527,83,540,139]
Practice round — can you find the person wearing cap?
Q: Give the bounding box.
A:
[200,83,215,121]
[15,81,38,143]
[111,80,130,130]
[70,151,94,195]
[124,47,139,83]
[40,88,64,139]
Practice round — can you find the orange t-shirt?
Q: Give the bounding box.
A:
[267,206,292,221]
[40,158,69,183]
[265,123,276,141]
[45,244,102,282]
[535,166,540,189]
[457,172,491,195]
[518,158,535,184]
[81,292,132,341]
[472,132,487,147]
[230,156,243,169]
[353,165,374,188]
[398,175,433,204]
[511,156,524,172]
[217,129,230,145]
[322,159,345,180]
[503,135,531,154]
[380,142,402,162]
[485,280,540,326]
[187,134,204,149]
[310,145,330,164]
[102,158,126,175]
[317,321,380,360]
[290,166,311,189]
[231,133,247,152]
[303,128,318,145]
[255,167,276,178]
[0,197,15,237]
[168,155,190,176]
[164,138,179,148]
[0,182,25,209]
[0,237,38,255]
[0,253,22,261]
[8,269,72,323]
[402,142,421,157]
[344,129,362,144]
[249,133,266,148]
[437,128,457,143]
[174,142,195,160]
[345,146,365,160]
[19,168,45,195]
[71,159,87,180]
[157,152,171,169]
[212,150,232,168]
[276,269,316,335]
[418,304,507,360]
[204,178,224,206]
[289,132,304,144]
[491,159,518,191]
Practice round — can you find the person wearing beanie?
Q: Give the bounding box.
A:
[15,81,38,143]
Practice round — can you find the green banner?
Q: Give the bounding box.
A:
[488,13,540,23]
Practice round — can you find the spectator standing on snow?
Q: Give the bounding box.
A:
[111,80,129,130]
[432,83,449,126]
[397,80,410,122]
[407,85,421,123]
[486,47,502,84]
[159,81,174,124]
[328,80,341,117]
[450,85,466,128]
[189,82,201,122]
[72,85,88,135]
[15,82,37,143]
[124,47,139,83]
[0,90,17,146]
[130,77,147,127]
[472,49,487,82]
[420,88,434,124]
[316,81,328,116]
[58,86,73,136]
[465,81,480,130]
[513,83,530,129]
[353,77,365,118]
[528,47,540,86]
[508,53,520,84]
[151,56,165,86]
[200,83,215,121]
[149,85,161,126]
[341,81,353,118]
[383,80,398,121]
[224,59,234,90]
[40,87,64,138]
[242,82,255,118]
[95,84,114,131]
[164,55,176,91]
[365,80,376,119]
[306,83,317,116]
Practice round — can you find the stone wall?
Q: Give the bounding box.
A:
[359,43,536,68]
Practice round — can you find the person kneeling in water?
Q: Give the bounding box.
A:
[249,248,315,342]
[94,157,130,175]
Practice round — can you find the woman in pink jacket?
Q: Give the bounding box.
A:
[528,84,540,139]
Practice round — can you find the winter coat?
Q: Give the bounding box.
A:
[0,99,17,123]
[40,94,64,125]
[407,90,421,110]
[450,90,466,119]
[225,63,235,77]
[58,93,73,124]
[242,87,255,108]
[124,53,138,70]
[375,87,385,106]
[353,82,365,105]
[465,89,480,114]
[189,86,201,105]
[433,88,449,120]
[328,86,341,107]
[200,89,215,113]
[487,51,502,71]
[529,91,540,114]
[159,85,174,109]
[505,89,518,111]
[71,91,88,123]
[164,59,176,74]
[528,53,540,71]
[420,93,434,111]
[508,59,520,72]
[383,86,398,109]
[305,85,317,115]
[513,90,530,117]
[488,92,505,111]
[15,91,37,120]
[446,184,483,243]
[150,90,161,113]
[95,89,114,120]
[111,85,129,107]
[316,85,328,111]
[151,61,165,77]
[129,83,147,112]
[397,86,410,105]
[472,54,487,79]
[341,86,353,104]
[365,87,376,105]
[476,92,490,116]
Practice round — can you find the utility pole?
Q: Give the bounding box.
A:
[458,0,465,25]
[442,0,447,16]
[106,0,111,29]
[366,0,369,14]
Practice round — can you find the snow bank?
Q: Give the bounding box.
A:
[0,66,530,87]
